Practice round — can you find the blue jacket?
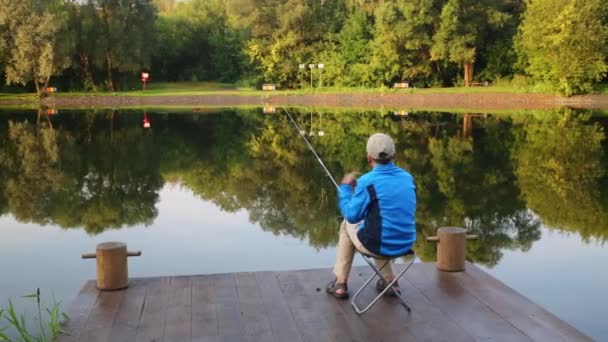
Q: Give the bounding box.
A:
[338,162,416,256]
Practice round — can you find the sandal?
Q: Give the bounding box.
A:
[326,279,349,299]
[376,279,401,297]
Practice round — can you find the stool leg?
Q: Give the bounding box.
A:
[387,256,416,312]
[351,253,416,315]
[351,256,394,314]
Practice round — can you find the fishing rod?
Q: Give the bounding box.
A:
[282,107,340,189]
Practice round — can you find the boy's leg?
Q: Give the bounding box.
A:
[373,259,395,281]
[332,220,357,281]
[343,224,395,280]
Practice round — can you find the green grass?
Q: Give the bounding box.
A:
[6,81,552,98]
[0,93,39,101]
[0,289,68,342]
[592,83,608,94]
[2,80,607,98]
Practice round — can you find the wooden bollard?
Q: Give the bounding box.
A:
[82,242,141,291]
[426,227,478,272]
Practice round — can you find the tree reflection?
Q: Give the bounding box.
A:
[0,108,605,265]
[405,114,542,265]
[514,110,608,241]
[0,112,162,234]
[2,118,68,224]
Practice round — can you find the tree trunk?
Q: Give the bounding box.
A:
[43,77,50,93]
[463,62,474,87]
[34,79,41,96]
[80,54,97,91]
[109,111,115,144]
[106,53,114,91]
[462,114,473,138]
[45,110,54,130]
[36,108,42,130]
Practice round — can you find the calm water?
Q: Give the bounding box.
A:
[0,108,607,339]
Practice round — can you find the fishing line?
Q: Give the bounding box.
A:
[282,107,339,189]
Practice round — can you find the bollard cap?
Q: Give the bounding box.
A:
[438,227,466,234]
[96,241,127,250]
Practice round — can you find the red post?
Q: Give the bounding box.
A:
[141,72,149,91]
[143,112,151,128]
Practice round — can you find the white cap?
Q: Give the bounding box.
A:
[366,133,395,160]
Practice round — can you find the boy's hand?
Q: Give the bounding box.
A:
[341,172,361,187]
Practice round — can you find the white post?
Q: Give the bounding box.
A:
[309,64,315,88]
[318,63,324,88]
[299,64,305,88]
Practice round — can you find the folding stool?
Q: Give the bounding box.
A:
[350,249,416,314]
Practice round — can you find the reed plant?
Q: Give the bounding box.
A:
[0,289,68,342]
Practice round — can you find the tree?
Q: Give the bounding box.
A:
[0,0,71,95]
[396,0,442,84]
[364,0,442,86]
[322,9,373,86]
[95,0,157,90]
[431,0,511,86]
[517,0,608,95]
[153,0,177,14]
[67,0,103,91]
[245,0,346,88]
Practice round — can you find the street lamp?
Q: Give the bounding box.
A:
[318,113,325,136]
[318,63,324,88]
[309,112,315,136]
[308,64,315,88]
[298,64,305,88]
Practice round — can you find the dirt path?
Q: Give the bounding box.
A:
[3,92,608,111]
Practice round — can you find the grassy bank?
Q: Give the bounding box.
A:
[1,82,608,113]
[2,80,608,99]
[1,81,552,98]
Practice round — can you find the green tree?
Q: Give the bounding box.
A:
[322,9,373,86]
[95,0,157,90]
[431,0,511,86]
[67,0,103,91]
[365,0,442,86]
[153,0,177,14]
[245,0,346,87]
[516,0,608,95]
[0,0,71,95]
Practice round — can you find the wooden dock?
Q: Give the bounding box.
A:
[56,262,590,342]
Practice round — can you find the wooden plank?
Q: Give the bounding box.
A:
[307,268,390,342]
[212,273,243,339]
[460,263,592,341]
[408,262,532,341]
[55,280,99,342]
[281,269,362,342]
[58,264,590,342]
[135,277,171,342]
[78,288,125,342]
[345,265,472,342]
[275,270,332,342]
[107,278,148,342]
[192,274,219,340]
[255,271,302,342]
[235,272,273,340]
[163,276,192,342]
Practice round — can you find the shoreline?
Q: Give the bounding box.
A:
[1,92,607,111]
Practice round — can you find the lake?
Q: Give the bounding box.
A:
[0,108,607,340]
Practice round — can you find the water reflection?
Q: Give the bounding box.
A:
[0,108,606,266]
